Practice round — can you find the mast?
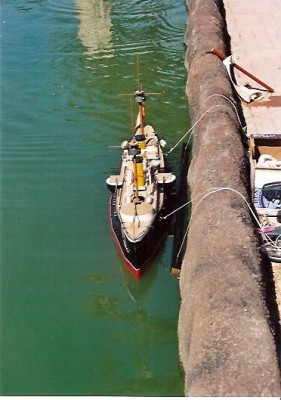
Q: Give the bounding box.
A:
[134,88,146,135]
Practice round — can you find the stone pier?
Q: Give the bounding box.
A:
[178,0,281,395]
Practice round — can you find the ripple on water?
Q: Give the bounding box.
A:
[46,0,114,60]
[44,0,187,62]
[2,0,187,396]
[47,0,77,13]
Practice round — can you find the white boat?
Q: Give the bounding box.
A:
[106,88,176,278]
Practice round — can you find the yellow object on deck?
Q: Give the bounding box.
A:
[136,156,145,187]
[139,139,145,149]
[135,133,146,149]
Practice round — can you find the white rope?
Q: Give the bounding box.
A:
[165,96,281,256]
[205,93,245,130]
[166,186,281,260]
[167,95,245,155]
[166,104,220,155]
[189,186,260,227]
[162,186,256,222]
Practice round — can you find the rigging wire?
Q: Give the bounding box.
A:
[166,94,245,155]
[205,93,245,130]
[164,186,281,260]
[166,95,252,259]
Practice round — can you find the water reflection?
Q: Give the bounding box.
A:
[75,0,113,59]
[88,274,182,396]
[2,0,186,395]
[93,356,182,396]
[87,265,177,341]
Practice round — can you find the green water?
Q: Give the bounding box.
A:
[1,0,189,395]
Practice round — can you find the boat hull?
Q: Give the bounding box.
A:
[106,86,177,278]
[109,186,175,279]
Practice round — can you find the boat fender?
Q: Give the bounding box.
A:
[121,140,129,149]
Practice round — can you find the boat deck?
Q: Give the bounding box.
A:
[223,0,281,313]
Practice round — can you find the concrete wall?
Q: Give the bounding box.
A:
[178,0,281,395]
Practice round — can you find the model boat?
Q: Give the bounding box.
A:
[106,87,176,278]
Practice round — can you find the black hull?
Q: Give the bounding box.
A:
[171,142,191,275]
[109,184,176,279]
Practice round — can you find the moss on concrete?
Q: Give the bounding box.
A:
[178,0,281,395]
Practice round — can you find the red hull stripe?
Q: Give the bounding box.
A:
[108,200,141,280]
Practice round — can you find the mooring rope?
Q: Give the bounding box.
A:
[162,186,258,222]
[166,105,221,155]
[164,95,280,258]
[166,95,244,155]
[205,93,245,131]
[163,186,281,260]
